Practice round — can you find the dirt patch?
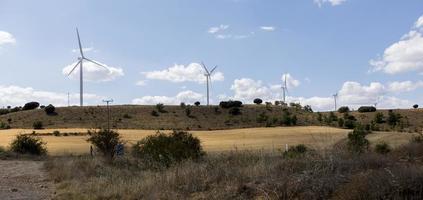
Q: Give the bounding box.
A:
[0,160,54,200]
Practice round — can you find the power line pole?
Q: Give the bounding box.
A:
[103,99,113,131]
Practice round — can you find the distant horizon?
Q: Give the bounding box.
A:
[0,0,422,111]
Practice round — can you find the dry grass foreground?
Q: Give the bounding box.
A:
[0,126,416,155]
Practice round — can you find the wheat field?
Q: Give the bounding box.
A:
[0,126,416,155]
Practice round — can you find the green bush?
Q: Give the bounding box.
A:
[228,107,241,115]
[256,112,269,123]
[185,106,192,117]
[303,105,313,113]
[387,110,402,127]
[151,110,159,117]
[358,106,377,113]
[87,129,122,159]
[375,142,391,154]
[33,121,43,129]
[374,112,385,124]
[53,130,61,136]
[0,122,10,129]
[132,130,205,167]
[283,144,308,158]
[10,134,47,155]
[194,101,200,106]
[156,103,166,113]
[123,113,131,119]
[347,126,369,154]
[337,118,344,127]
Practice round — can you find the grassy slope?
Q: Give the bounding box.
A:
[0,105,422,131]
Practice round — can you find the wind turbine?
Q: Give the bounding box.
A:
[333,93,338,111]
[281,74,288,103]
[67,28,109,106]
[201,62,217,106]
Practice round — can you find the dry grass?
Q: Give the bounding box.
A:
[45,140,423,200]
[0,127,416,155]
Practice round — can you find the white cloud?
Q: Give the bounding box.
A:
[72,47,94,53]
[227,78,418,111]
[132,90,203,105]
[370,15,423,74]
[0,31,16,46]
[260,26,276,31]
[63,60,124,82]
[281,73,301,88]
[0,85,103,107]
[143,63,224,84]
[387,81,423,93]
[135,80,147,86]
[208,25,229,34]
[314,0,347,7]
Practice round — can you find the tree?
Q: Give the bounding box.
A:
[337,106,350,113]
[347,126,369,154]
[387,110,402,127]
[358,106,377,113]
[194,101,200,106]
[44,104,56,115]
[303,105,313,113]
[253,98,263,105]
[155,103,165,113]
[374,112,385,124]
[23,102,40,110]
[413,104,419,109]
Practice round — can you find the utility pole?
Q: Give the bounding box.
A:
[103,99,113,131]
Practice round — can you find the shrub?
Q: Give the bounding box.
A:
[337,118,344,127]
[358,106,377,113]
[375,142,391,154]
[338,106,350,113]
[281,110,293,126]
[10,107,21,113]
[413,104,418,109]
[194,101,200,106]
[151,110,159,117]
[219,100,242,109]
[304,105,313,112]
[374,112,385,124]
[155,103,165,113]
[33,121,43,129]
[53,130,61,136]
[256,112,269,123]
[228,107,241,115]
[87,129,121,159]
[0,122,10,129]
[123,113,131,119]
[283,144,308,158]
[185,106,191,117]
[0,109,10,115]
[10,134,47,155]
[22,102,40,110]
[132,130,205,167]
[387,110,402,127]
[291,115,298,125]
[180,102,186,108]
[44,104,56,115]
[347,126,369,154]
[253,98,263,105]
[317,112,323,122]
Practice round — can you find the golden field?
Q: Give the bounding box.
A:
[0,126,417,155]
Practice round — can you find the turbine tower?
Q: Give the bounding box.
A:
[67,28,109,106]
[333,93,338,111]
[201,62,217,106]
[281,74,288,103]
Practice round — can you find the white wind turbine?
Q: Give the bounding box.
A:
[67,28,109,106]
[201,62,218,106]
[333,93,338,111]
[281,74,288,103]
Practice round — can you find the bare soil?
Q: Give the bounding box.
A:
[0,160,54,200]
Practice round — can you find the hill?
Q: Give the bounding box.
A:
[0,105,422,132]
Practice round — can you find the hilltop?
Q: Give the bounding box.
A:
[0,105,422,132]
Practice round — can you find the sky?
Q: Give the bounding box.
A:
[0,0,422,111]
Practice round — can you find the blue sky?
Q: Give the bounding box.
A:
[0,0,422,110]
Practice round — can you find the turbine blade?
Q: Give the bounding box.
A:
[201,62,210,74]
[84,58,109,71]
[67,60,82,76]
[210,66,218,74]
[76,28,84,58]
